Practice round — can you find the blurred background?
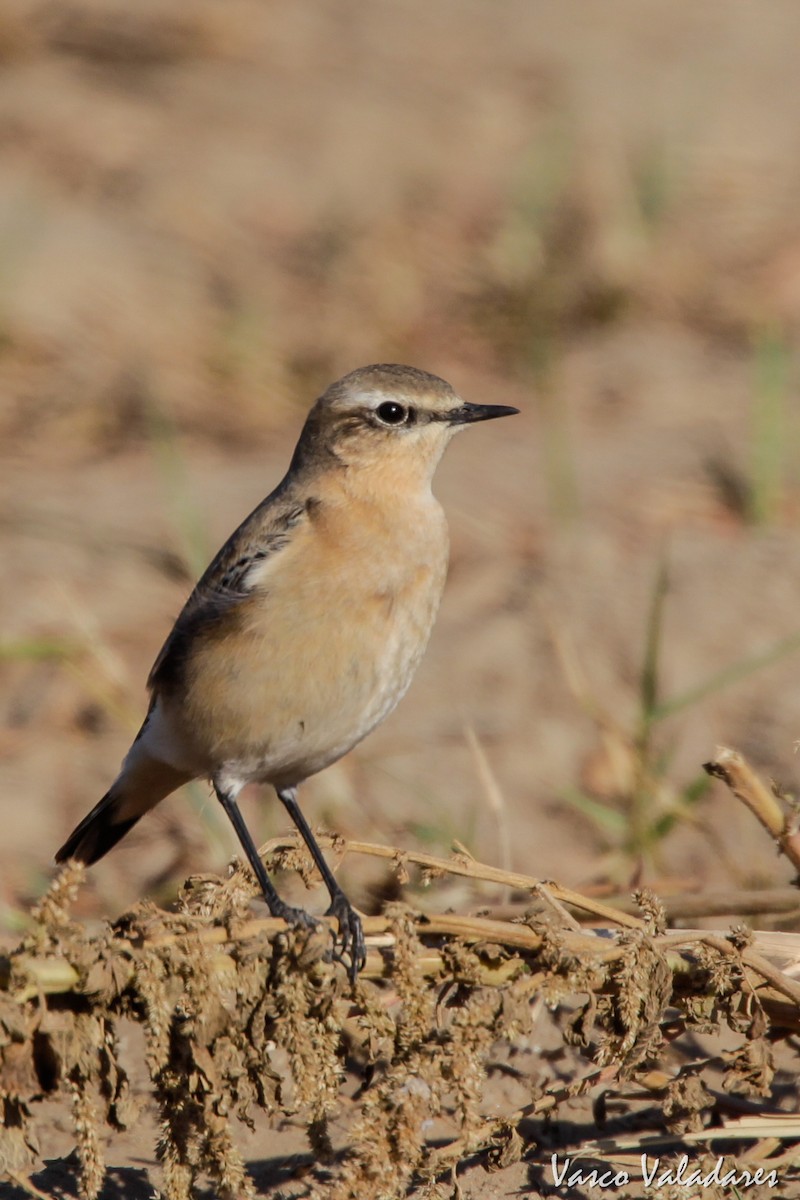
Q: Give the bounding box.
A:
[4,0,800,931]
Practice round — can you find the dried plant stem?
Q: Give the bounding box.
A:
[259,833,647,929]
[599,886,800,921]
[740,946,800,1006]
[9,838,800,1015]
[704,746,800,873]
[484,886,800,922]
[464,724,513,901]
[9,919,800,1027]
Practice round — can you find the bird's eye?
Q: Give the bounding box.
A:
[376,401,409,426]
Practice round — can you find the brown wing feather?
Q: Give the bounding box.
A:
[148,492,311,696]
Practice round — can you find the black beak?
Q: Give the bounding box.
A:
[445,403,520,425]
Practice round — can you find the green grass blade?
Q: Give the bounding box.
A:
[560,787,628,837]
[748,326,790,525]
[639,552,670,726]
[0,637,77,662]
[652,629,800,723]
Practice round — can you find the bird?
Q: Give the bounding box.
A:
[56,364,519,979]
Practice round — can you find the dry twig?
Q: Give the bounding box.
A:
[704,746,800,874]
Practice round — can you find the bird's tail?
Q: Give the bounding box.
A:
[56,753,192,866]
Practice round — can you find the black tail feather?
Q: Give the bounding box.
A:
[55,791,141,867]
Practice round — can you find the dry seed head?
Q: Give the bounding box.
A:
[632,887,667,935]
[68,1070,104,1200]
[29,860,85,935]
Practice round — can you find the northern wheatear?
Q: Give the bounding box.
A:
[56,364,518,978]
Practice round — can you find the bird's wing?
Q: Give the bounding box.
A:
[147,494,310,695]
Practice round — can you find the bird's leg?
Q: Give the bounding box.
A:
[213,777,317,932]
[276,786,366,982]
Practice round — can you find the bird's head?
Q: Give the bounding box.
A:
[291,364,518,490]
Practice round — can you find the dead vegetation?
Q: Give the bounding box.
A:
[4,6,800,1196]
[2,750,800,1199]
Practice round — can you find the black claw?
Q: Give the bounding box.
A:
[325,893,366,983]
[270,898,319,933]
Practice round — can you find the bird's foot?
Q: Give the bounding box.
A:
[325,892,366,984]
[268,897,319,933]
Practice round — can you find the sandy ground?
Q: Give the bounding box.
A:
[4,2,800,1195]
